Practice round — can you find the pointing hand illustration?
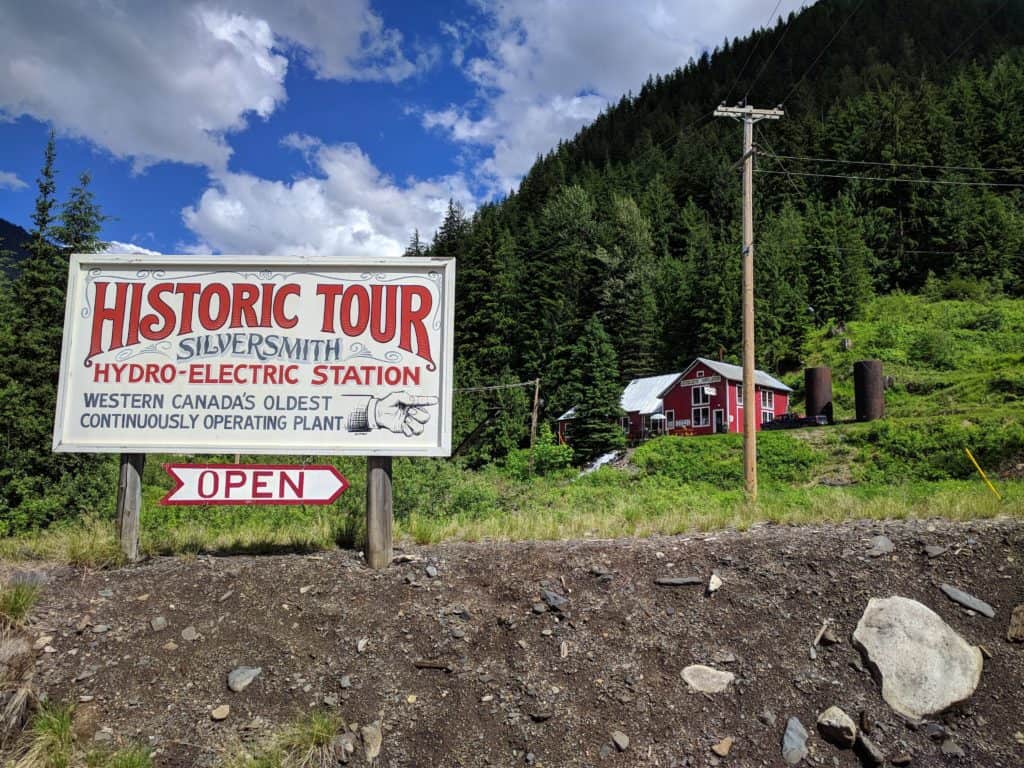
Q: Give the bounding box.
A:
[372,392,439,436]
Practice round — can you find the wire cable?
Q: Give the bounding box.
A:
[760,152,1024,176]
[455,380,537,394]
[781,0,866,106]
[755,167,1024,189]
[941,0,1009,65]
[722,0,784,104]
[744,1,802,101]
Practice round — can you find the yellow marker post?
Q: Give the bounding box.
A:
[965,448,1002,501]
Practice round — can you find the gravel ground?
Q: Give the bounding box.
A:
[3,517,1023,767]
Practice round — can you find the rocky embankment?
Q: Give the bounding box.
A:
[2,517,1023,766]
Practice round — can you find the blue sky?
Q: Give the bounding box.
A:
[0,1,806,256]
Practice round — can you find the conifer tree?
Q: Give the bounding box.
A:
[567,315,625,464]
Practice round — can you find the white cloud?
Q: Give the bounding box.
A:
[0,1,423,171]
[0,171,26,190]
[104,241,162,256]
[427,0,808,192]
[183,136,472,257]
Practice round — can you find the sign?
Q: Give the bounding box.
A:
[684,375,722,387]
[161,464,348,505]
[53,254,455,456]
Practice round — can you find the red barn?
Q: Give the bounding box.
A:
[557,357,792,442]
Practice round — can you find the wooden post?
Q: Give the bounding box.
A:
[116,453,145,563]
[365,456,393,569]
[530,378,541,449]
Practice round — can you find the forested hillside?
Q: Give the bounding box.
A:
[429,0,1024,461]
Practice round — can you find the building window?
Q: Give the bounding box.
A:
[736,386,743,406]
[665,409,675,429]
[762,411,773,425]
[693,406,710,427]
[760,390,775,410]
[696,369,705,378]
[692,386,710,406]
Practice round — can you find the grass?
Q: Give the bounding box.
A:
[9,702,152,768]
[0,583,40,626]
[216,710,344,768]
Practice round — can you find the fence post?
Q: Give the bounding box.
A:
[366,456,393,569]
[116,453,145,562]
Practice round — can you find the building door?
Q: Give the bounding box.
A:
[713,409,725,434]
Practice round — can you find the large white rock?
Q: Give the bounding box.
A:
[853,596,983,720]
[681,664,735,693]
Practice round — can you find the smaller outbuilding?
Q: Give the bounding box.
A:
[557,357,792,443]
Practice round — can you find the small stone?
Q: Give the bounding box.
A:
[78,695,94,703]
[923,722,947,741]
[228,666,262,693]
[357,638,368,653]
[758,709,776,727]
[425,565,439,578]
[940,738,964,758]
[866,535,894,557]
[923,545,946,558]
[711,737,733,757]
[819,627,840,646]
[340,675,352,689]
[332,732,357,762]
[162,641,178,652]
[406,694,417,704]
[211,704,230,721]
[611,730,629,752]
[150,616,168,632]
[682,664,735,694]
[1006,605,1024,642]
[891,753,912,766]
[859,711,873,735]
[181,626,199,642]
[92,625,110,634]
[98,589,113,598]
[360,720,382,761]
[708,573,723,594]
[451,627,465,639]
[654,576,702,587]
[712,650,737,664]
[34,635,54,651]
[532,603,548,614]
[781,717,808,765]
[854,733,885,765]
[540,589,568,612]
[940,584,995,618]
[816,706,856,748]
[299,585,313,594]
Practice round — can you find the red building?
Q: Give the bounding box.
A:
[557,357,792,442]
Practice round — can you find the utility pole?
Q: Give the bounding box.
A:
[713,103,783,502]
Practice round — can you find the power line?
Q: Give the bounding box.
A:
[455,380,537,394]
[722,0,784,104]
[760,152,1024,176]
[941,0,1009,65]
[781,0,866,106]
[755,167,1024,189]
[744,1,802,100]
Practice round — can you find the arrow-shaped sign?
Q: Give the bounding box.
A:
[161,464,349,506]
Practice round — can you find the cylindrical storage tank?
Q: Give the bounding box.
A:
[853,360,884,422]
[804,366,833,424]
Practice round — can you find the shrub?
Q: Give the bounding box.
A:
[503,424,574,480]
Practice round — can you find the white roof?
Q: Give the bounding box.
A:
[557,371,682,421]
[556,358,790,422]
[668,357,792,393]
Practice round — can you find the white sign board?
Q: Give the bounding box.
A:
[161,464,349,505]
[53,254,455,456]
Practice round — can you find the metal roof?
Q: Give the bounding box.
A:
[558,372,683,421]
[667,357,793,393]
[556,359,791,422]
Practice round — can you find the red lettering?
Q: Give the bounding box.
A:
[125,282,144,346]
[198,284,230,330]
[399,285,433,366]
[225,470,247,496]
[252,470,273,499]
[370,285,397,343]
[89,281,130,359]
[260,283,275,327]
[274,284,300,328]
[197,470,218,499]
[175,283,202,334]
[317,285,343,332]
[341,285,369,336]
[280,470,304,498]
[140,283,176,340]
[230,283,260,328]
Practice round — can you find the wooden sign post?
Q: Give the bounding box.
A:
[116,453,145,562]
[366,457,393,569]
